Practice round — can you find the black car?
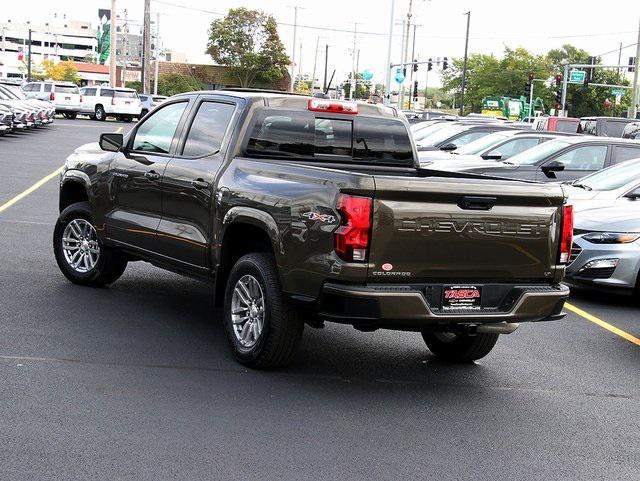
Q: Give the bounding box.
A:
[579,117,637,138]
[415,122,526,152]
[455,136,640,182]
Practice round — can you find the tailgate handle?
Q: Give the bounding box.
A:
[458,196,497,210]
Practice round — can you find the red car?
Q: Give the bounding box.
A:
[534,116,580,133]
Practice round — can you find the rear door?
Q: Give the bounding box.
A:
[156,95,238,269]
[368,177,565,282]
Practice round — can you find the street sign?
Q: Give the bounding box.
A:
[394,68,405,84]
[569,70,586,83]
[611,88,626,96]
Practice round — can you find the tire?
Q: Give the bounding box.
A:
[123,116,132,123]
[64,112,77,120]
[53,201,127,287]
[422,330,499,362]
[94,105,106,121]
[140,109,149,118]
[223,253,304,369]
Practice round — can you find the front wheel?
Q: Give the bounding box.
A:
[53,202,127,287]
[94,105,106,121]
[223,253,304,369]
[422,330,499,362]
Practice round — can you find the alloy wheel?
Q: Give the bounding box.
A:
[61,219,100,273]
[230,274,265,348]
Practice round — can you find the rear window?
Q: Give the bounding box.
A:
[100,89,114,98]
[555,119,579,133]
[604,120,630,138]
[115,90,138,99]
[245,110,413,165]
[55,85,79,94]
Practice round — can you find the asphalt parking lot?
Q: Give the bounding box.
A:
[0,118,638,481]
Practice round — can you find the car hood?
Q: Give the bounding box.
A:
[574,204,640,233]
[563,185,601,201]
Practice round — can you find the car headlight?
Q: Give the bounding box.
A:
[582,232,640,244]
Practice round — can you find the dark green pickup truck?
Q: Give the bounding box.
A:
[54,91,572,368]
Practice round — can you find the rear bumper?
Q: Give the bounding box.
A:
[55,105,80,112]
[318,282,569,330]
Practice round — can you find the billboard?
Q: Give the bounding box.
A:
[97,9,111,65]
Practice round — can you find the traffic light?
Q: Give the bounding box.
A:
[555,74,562,87]
[525,72,534,97]
[413,80,419,100]
[554,74,562,106]
[585,56,596,85]
[442,57,448,70]
[402,67,407,78]
[427,58,433,71]
[413,60,418,72]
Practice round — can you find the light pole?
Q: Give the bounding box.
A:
[109,0,117,86]
[459,11,470,116]
[383,0,395,106]
[629,17,640,119]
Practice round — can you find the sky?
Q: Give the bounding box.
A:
[2,0,640,89]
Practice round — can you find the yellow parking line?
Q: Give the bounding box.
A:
[565,302,640,347]
[0,167,63,215]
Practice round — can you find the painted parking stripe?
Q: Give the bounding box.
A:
[0,167,63,215]
[565,302,640,347]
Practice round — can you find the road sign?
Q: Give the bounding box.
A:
[569,70,586,83]
[611,88,626,96]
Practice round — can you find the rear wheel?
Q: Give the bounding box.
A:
[422,330,499,362]
[223,253,304,369]
[53,202,127,287]
[64,112,77,120]
[94,105,106,121]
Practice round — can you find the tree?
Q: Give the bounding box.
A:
[21,59,80,83]
[206,8,290,88]
[342,73,371,100]
[157,73,205,96]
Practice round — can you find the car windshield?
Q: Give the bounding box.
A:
[578,158,640,191]
[415,124,466,146]
[115,90,138,98]
[507,140,571,165]
[1,85,26,99]
[455,132,510,155]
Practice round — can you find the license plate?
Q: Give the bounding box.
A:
[125,101,131,105]
[442,285,482,311]
[65,96,71,101]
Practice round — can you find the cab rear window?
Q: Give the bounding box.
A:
[245,109,413,165]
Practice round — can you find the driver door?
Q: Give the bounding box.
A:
[106,100,190,252]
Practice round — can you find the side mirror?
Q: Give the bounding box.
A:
[541,160,565,178]
[440,142,458,152]
[624,187,640,200]
[99,132,123,152]
[481,151,503,160]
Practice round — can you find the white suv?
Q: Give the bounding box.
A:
[79,86,142,122]
[23,81,81,119]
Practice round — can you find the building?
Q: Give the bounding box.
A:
[72,62,109,86]
[0,16,97,79]
[164,50,187,63]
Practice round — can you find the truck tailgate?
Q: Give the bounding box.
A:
[368,175,565,282]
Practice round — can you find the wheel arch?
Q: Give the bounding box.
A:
[59,171,91,212]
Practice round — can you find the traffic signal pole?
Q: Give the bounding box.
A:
[383,0,395,106]
[560,64,568,115]
[629,17,640,119]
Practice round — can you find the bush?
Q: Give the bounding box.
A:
[157,73,205,97]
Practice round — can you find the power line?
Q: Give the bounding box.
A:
[594,42,638,58]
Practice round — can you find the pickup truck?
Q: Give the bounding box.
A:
[54,90,572,368]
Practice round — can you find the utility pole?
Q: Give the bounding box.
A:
[424,63,429,109]
[323,44,329,92]
[399,0,413,109]
[289,6,300,92]
[350,22,358,101]
[618,41,623,83]
[27,29,32,82]
[142,0,151,93]
[310,36,320,94]
[122,9,128,89]
[629,17,640,119]
[408,24,418,109]
[109,0,117,86]
[383,0,395,106]
[154,12,160,95]
[459,11,470,116]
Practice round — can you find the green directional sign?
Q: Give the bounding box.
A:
[611,88,626,96]
[569,70,586,83]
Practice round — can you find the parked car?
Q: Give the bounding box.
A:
[419,131,568,169]
[579,116,637,138]
[534,116,580,133]
[0,104,13,135]
[563,157,640,211]
[566,204,639,296]
[403,110,457,123]
[415,122,524,151]
[53,92,571,368]
[0,83,54,125]
[454,137,640,182]
[23,81,81,119]
[0,88,36,129]
[622,121,640,140]
[139,94,167,117]
[79,86,142,122]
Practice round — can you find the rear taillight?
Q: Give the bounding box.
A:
[80,95,83,103]
[559,204,573,264]
[334,194,372,262]
[111,97,116,106]
[308,98,358,114]
[49,92,55,101]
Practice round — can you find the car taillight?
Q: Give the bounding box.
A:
[49,92,55,101]
[80,95,83,103]
[559,204,573,264]
[308,98,358,114]
[111,97,116,106]
[334,194,372,262]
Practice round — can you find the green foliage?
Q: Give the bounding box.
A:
[441,44,630,117]
[125,81,142,93]
[342,73,371,100]
[206,8,290,88]
[157,73,205,97]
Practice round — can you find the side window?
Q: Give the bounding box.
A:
[182,101,236,157]
[131,101,188,154]
[612,146,640,164]
[450,131,486,147]
[101,89,114,98]
[487,138,540,159]
[553,145,608,170]
[43,84,52,93]
[84,88,96,96]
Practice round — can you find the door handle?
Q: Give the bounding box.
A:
[191,179,210,190]
[458,196,497,210]
[144,170,160,180]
